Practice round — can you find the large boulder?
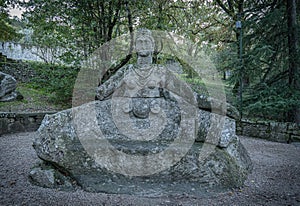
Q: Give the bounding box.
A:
[195,94,240,120]
[0,72,23,102]
[30,96,252,196]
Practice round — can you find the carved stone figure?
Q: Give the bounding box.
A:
[30,29,252,196]
[96,29,160,100]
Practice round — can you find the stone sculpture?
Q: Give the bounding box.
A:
[30,29,252,196]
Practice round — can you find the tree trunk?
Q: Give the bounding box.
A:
[287,0,300,123]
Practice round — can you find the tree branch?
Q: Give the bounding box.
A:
[215,0,234,17]
[100,0,133,84]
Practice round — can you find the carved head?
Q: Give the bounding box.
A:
[135,28,155,57]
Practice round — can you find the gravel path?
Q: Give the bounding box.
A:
[1,132,300,206]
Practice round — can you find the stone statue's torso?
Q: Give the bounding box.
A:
[96,64,167,100]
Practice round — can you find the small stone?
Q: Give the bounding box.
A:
[29,164,74,190]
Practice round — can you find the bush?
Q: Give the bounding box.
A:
[28,62,79,106]
[242,84,300,122]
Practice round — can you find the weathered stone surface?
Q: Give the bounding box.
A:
[237,120,300,143]
[31,100,252,195]
[226,103,241,120]
[195,94,240,120]
[30,28,252,196]
[29,162,74,190]
[0,118,8,135]
[0,112,53,135]
[288,123,300,136]
[0,72,16,97]
[196,109,238,148]
[0,72,23,102]
[291,135,300,142]
[242,121,290,143]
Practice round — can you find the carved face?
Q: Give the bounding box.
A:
[135,36,154,57]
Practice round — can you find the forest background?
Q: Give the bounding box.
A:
[1,0,299,124]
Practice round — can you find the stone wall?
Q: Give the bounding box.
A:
[0,112,55,135]
[0,42,67,64]
[237,120,300,143]
[1,42,44,62]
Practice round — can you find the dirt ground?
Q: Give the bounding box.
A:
[0,132,300,206]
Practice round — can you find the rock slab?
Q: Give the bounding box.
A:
[0,71,23,102]
[31,99,252,196]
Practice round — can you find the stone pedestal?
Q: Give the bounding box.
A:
[30,98,252,196]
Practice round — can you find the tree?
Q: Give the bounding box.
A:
[212,0,300,122]
[242,0,300,123]
[287,0,300,123]
[22,0,134,64]
[0,0,20,41]
[21,0,299,122]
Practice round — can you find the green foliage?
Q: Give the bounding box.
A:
[179,74,208,95]
[214,0,300,122]
[0,19,19,41]
[240,2,300,121]
[0,0,21,41]
[0,83,66,112]
[28,62,79,105]
[22,0,134,63]
[8,0,298,122]
[242,83,300,121]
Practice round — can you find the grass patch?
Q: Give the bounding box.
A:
[0,83,67,112]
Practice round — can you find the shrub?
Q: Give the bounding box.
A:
[28,62,79,106]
